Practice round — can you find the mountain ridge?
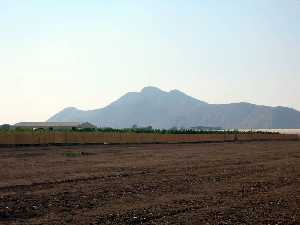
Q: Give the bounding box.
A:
[48,87,300,129]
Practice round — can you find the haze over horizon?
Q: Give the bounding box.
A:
[1,1,300,124]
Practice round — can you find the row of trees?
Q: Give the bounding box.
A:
[0,124,277,134]
[0,124,10,131]
[68,126,274,135]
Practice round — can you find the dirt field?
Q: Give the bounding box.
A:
[0,141,300,225]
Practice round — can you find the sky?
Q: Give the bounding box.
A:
[1,0,300,124]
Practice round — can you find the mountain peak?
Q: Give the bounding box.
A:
[62,107,80,112]
[169,89,185,95]
[48,87,300,129]
[141,86,165,94]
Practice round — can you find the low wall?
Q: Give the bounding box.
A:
[0,132,298,146]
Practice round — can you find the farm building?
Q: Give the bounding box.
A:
[14,122,96,130]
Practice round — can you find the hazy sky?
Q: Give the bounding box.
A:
[1,0,300,124]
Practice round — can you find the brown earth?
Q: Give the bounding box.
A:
[0,141,300,225]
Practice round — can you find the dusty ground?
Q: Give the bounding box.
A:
[0,141,300,225]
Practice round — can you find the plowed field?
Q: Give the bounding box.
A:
[0,141,300,225]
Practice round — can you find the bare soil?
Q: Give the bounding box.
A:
[0,141,300,225]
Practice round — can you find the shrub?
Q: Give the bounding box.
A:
[63,152,83,157]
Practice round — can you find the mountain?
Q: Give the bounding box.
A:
[48,86,300,129]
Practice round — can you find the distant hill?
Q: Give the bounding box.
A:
[48,86,300,129]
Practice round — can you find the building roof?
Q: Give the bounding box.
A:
[14,122,82,128]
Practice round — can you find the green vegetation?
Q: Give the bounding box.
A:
[63,152,83,157]
[0,124,10,131]
[71,127,279,134]
[93,127,229,134]
[0,126,279,135]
